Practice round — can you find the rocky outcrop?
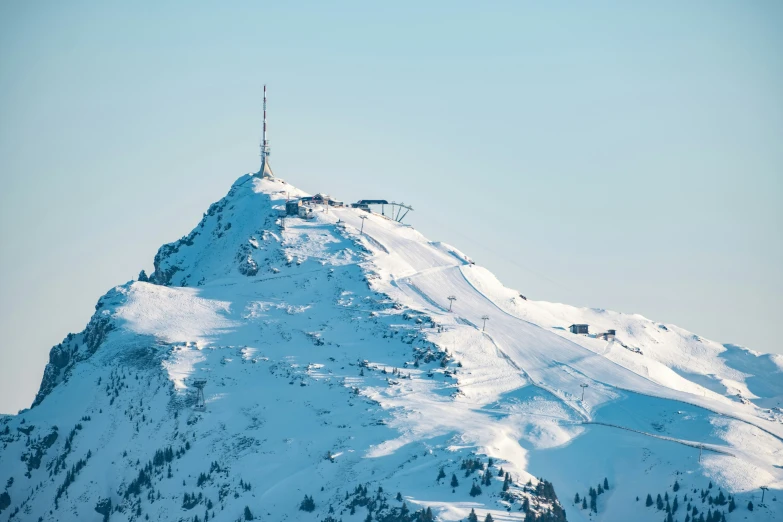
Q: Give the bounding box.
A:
[236,244,259,276]
[32,310,115,408]
[149,190,234,286]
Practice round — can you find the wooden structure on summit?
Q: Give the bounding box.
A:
[286,194,345,218]
[600,329,616,340]
[569,324,589,335]
[286,199,301,215]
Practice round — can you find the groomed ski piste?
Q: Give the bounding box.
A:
[0,174,781,522]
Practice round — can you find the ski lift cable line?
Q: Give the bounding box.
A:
[453,266,748,425]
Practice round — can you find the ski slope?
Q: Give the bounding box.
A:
[327,187,782,432]
[0,174,780,522]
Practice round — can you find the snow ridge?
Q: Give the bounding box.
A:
[0,174,781,522]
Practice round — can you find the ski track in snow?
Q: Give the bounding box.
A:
[337,202,783,439]
[1,175,781,522]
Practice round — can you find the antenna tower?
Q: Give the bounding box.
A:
[257,84,275,179]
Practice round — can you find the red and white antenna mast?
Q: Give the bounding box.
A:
[258,84,274,178]
[262,85,269,159]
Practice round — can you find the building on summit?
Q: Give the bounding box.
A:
[569,324,589,335]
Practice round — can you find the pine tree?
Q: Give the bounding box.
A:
[673,480,680,492]
[138,270,149,282]
[437,468,446,482]
[467,508,479,522]
[673,496,679,513]
[582,498,587,510]
[603,477,609,490]
[657,493,664,510]
[574,492,580,504]
[299,495,315,512]
[484,514,494,522]
[747,501,753,511]
[451,474,459,488]
[396,492,402,502]
[728,497,736,512]
[590,496,597,513]
[646,494,654,507]
[470,483,482,497]
[243,506,253,521]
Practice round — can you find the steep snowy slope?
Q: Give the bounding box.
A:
[1,174,781,522]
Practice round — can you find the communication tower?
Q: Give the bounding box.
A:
[257,85,275,179]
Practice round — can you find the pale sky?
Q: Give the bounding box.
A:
[0,1,781,414]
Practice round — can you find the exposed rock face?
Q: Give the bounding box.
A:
[148,178,280,287]
[6,174,781,522]
[33,312,115,408]
[235,244,259,276]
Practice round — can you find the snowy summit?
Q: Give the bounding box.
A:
[1,174,781,522]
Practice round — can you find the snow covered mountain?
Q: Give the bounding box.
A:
[1,174,782,522]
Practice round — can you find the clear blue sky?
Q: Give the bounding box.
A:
[1,1,781,414]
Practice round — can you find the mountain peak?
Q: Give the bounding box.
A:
[2,173,781,522]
